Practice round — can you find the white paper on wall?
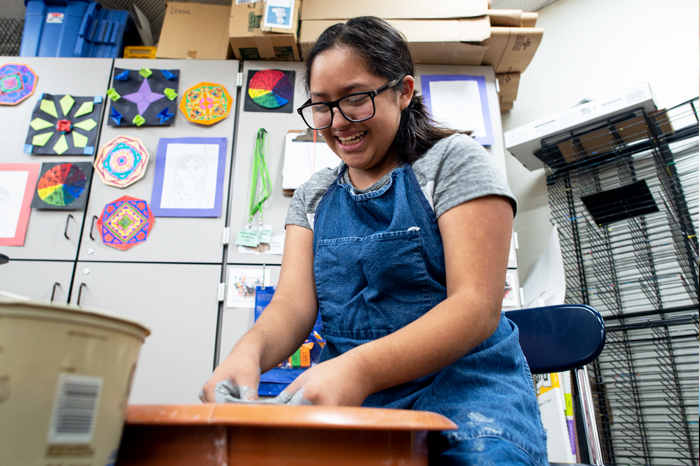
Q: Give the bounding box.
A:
[522,223,567,308]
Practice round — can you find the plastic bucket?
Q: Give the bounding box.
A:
[0,294,150,465]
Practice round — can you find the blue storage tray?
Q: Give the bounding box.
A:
[20,0,132,58]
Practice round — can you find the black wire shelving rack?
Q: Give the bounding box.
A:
[541,98,699,466]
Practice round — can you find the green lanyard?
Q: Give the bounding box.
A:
[248,128,272,228]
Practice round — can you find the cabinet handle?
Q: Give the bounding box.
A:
[64,214,74,240]
[90,215,98,240]
[51,282,61,302]
[77,283,87,306]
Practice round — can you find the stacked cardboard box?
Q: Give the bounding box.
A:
[229,0,302,61]
[157,0,542,113]
[157,2,233,59]
[488,10,539,113]
[297,0,542,112]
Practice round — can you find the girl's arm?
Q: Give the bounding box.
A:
[200,225,317,401]
[283,194,513,406]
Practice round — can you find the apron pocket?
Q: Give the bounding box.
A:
[315,229,433,333]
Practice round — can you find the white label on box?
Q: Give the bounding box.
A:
[235,0,257,3]
[263,0,293,29]
[46,13,64,24]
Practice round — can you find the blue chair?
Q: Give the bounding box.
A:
[507,304,606,466]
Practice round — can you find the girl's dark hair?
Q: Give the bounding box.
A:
[304,16,461,164]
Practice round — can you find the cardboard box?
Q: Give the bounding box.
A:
[649,109,674,135]
[229,1,300,61]
[299,17,490,65]
[500,101,514,114]
[487,9,522,27]
[556,127,616,164]
[481,27,543,73]
[613,110,674,144]
[614,116,649,144]
[557,139,581,164]
[521,12,538,27]
[300,0,488,20]
[156,2,232,59]
[505,83,657,171]
[579,127,616,156]
[497,72,520,103]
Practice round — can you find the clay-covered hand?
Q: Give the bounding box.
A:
[200,350,260,403]
[280,352,374,406]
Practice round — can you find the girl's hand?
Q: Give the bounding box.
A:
[200,350,260,403]
[281,352,374,406]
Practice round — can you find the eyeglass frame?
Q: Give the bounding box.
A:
[296,77,404,130]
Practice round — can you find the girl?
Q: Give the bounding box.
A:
[203,16,548,465]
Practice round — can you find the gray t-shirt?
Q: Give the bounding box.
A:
[285,133,517,230]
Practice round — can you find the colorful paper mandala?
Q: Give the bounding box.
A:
[96,196,154,251]
[179,82,232,126]
[24,93,102,155]
[0,63,37,105]
[108,68,179,127]
[94,136,149,188]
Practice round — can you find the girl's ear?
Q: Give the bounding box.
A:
[399,75,415,111]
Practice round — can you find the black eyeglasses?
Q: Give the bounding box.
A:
[297,78,402,130]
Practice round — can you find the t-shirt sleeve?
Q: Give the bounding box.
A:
[284,166,342,230]
[285,185,312,230]
[432,135,518,218]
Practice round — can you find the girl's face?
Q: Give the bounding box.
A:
[176,157,206,186]
[310,47,413,172]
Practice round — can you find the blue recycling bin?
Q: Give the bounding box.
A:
[20,0,133,58]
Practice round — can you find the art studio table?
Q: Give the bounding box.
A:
[116,404,457,466]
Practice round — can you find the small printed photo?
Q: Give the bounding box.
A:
[226,267,272,308]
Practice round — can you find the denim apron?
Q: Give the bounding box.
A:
[313,164,548,465]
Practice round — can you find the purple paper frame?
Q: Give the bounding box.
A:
[151,137,227,217]
[420,74,494,146]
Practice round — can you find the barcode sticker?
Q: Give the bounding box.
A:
[47,374,103,444]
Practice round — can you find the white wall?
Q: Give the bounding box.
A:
[502,0,699,284]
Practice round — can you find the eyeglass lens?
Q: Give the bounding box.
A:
[301,93,375,129]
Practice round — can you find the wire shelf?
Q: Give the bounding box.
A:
[543,98,699,465]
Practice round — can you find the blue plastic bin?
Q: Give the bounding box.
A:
[76,7,133,58]
[20,0,133,58]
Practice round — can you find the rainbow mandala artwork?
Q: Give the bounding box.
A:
[0,63,37,105]
[247,69,293,109]
[94,135,149,188]
[30,162,93,210]
[179,82,232,125]
[97,196,154,251]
